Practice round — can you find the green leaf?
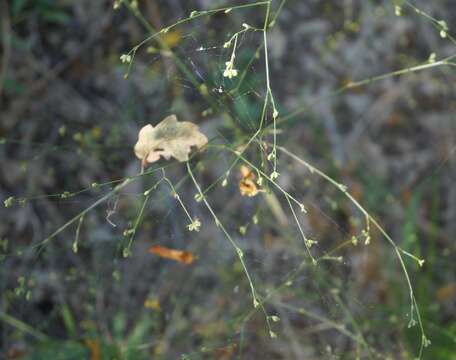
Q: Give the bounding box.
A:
[12,0,28,16]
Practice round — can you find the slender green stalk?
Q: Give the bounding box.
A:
[33,178,133,251]
[186,162,274,337]
[276,145,429,354]
[0,312,48,341]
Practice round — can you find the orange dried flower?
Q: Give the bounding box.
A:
[239,165,259,197]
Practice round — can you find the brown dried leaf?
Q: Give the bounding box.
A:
[148,245,195,265]
[134,115,207,165]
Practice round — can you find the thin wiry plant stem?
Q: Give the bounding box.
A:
[32,177,133,252]
[186,162,274,337]
[275,145,429,354]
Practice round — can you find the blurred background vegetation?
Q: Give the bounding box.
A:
[1,0,456,359]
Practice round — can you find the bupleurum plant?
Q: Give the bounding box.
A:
[2,0,456,358]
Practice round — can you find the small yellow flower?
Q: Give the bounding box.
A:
[187,218,201,232]
[120,54,131,64]
[273,108,279,119]
[270,171,280,180]
[223,61,238,79]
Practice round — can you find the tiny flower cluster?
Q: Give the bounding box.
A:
[223,61,238,79]
[187,218,201,232]
[120,54,132,64]
[438,20,449,38]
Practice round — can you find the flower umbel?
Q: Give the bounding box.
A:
[120,54,132,63]
[187,218,201,232]
[223,61,238,79]
[223,33,239,79]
